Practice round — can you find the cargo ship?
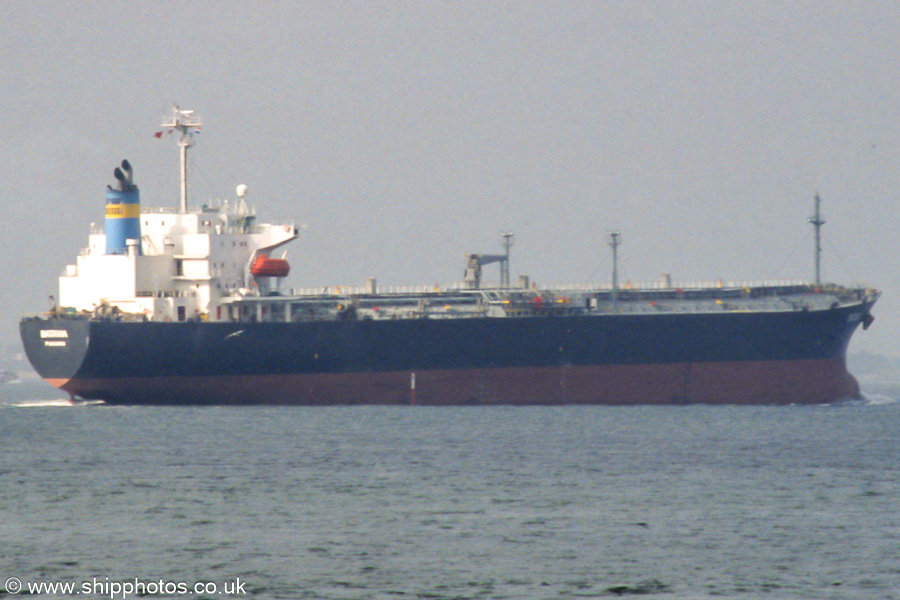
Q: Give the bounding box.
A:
[20,107,879,405]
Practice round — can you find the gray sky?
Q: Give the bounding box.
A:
[2,1,899,357]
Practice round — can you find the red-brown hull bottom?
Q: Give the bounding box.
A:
[53,358,860,405]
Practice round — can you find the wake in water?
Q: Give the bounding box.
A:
[860,392,898,406]
[9,399,105,408]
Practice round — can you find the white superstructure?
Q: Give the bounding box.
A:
[57,106,298,322]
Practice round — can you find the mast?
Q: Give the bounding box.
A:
[609,230,621,302]
[808,194,825,286]
[500,232,514,288]
[161,105,203,213]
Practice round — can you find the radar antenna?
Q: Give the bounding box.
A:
[161,105,203,213]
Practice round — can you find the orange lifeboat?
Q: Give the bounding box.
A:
[251,255,290,277]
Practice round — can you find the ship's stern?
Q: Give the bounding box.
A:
[20,317,92,394]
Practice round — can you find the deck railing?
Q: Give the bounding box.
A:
[287,279,815,297]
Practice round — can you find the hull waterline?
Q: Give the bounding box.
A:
[21,298,874,405]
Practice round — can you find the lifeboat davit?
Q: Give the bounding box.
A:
[251,255,290,277]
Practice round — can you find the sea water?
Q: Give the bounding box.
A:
[1,379,898,600]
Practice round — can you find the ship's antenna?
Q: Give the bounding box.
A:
[609,230,621,302]
[500,232,514,288]
[808,193,825,285]
[161,105,203,213]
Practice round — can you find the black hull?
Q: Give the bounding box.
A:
[20,301,874,405]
